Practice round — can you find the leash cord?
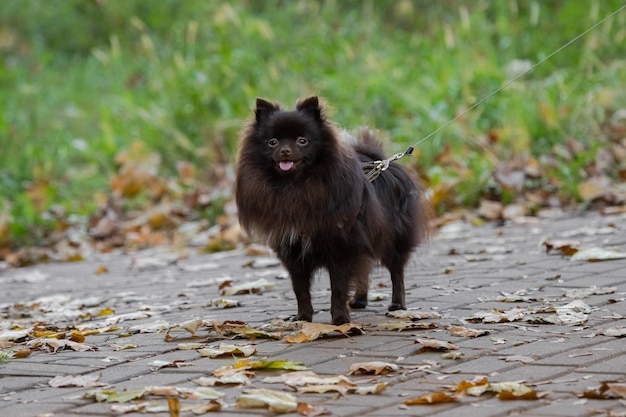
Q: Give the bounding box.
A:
[363,4,626,182]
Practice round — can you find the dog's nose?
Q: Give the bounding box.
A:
[280,147,292,156]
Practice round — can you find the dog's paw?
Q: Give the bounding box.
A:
[387,302,406,311]
[349,296,368,309]
[331,314,351,326]
[294,312,313,322]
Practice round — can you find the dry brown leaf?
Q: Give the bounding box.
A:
[168,397,181,417]
[599,327,626,337]
[48,374,104,388]
[543,239,580,256]
[347,361,399,375]
[415,338,459,351]
[456,378,542,400]
[352,382,389,395]
[582,381,626,399]
[296,402,330,416]
[448,325,490,338]
[386,310,441,320]
[404,391,457,405]
[220,278,275,295]
[237,389,298,414]
[500,355,536,364]
[378,322,438,331]
[233,357,308,371]
[284,322,363,343]
[29,338,95,353]
[197,343,256,358]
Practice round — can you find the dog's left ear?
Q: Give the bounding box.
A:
[296,96,323,121]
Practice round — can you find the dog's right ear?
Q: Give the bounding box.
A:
[255,98,279,123]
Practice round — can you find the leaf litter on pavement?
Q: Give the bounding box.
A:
[2,214,625,415]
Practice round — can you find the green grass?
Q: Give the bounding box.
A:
[1,0,625,247]
[0,349,11,363]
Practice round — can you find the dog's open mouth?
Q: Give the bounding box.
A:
[278,160,299,171]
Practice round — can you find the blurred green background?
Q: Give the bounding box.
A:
[1,0,625,249]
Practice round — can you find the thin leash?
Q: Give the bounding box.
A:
[363,3,626,182]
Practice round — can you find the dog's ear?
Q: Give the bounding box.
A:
[255,98,279,123]
[296,96,323,121]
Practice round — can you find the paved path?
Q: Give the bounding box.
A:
[1,211,625,417]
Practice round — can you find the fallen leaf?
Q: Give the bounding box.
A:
[221,278,276,295]
[564,286,617,299]
[207,298,240,308]
[234,357,308,371]
[197,343,256,358]
[28,338,95,353]
[456,378,542,400]
[48,374,104,388]
[237,389,298,414]
[352,382,389,395]
[284,322,364,343]
[543,239,580,256]
[168,397,181,417]
[264,371,353,388]
[495,383,539,400]
[578,381,626,400]
[599,327,626,337]
[441,352,464,360]
[177,342,205,350]
[448,325,490,338]
[570,247,626,262]
[386,310,441,320]
[12,347,32,359]
[378,322,438,331]
[111,343,139,351]
[193,373,251,386]
[404,391,457,405]
[242,257,281,269]
[148,360,192,370]
[297,381,355,396]
[297,402,330,416]
[415,338,459,351]
[347,361,399,375]
[86,388,147,403]
[109,403,147,413]
[500,355,536,364]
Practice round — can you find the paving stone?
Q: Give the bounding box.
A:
[1,211,625,416]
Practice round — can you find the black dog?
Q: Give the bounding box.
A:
[235,96,430,324]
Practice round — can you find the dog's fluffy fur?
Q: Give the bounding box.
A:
[235,96,430,324]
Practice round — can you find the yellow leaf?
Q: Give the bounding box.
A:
[97,308,115,317]
[404,391,457,405]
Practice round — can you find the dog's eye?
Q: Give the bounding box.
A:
[268,138,278,147]
[297,137,308,146]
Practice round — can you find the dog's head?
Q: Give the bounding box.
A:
[250,96,336,176]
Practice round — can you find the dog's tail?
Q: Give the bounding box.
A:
[351,127,387,161]
[353,127,433,245]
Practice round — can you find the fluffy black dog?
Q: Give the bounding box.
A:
[235,96,430,324]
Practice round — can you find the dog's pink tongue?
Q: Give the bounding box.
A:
[279,161,294,171]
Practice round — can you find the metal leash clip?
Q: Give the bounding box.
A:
[363,146,414,182]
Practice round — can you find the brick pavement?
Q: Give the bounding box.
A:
[1,211,625,416]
